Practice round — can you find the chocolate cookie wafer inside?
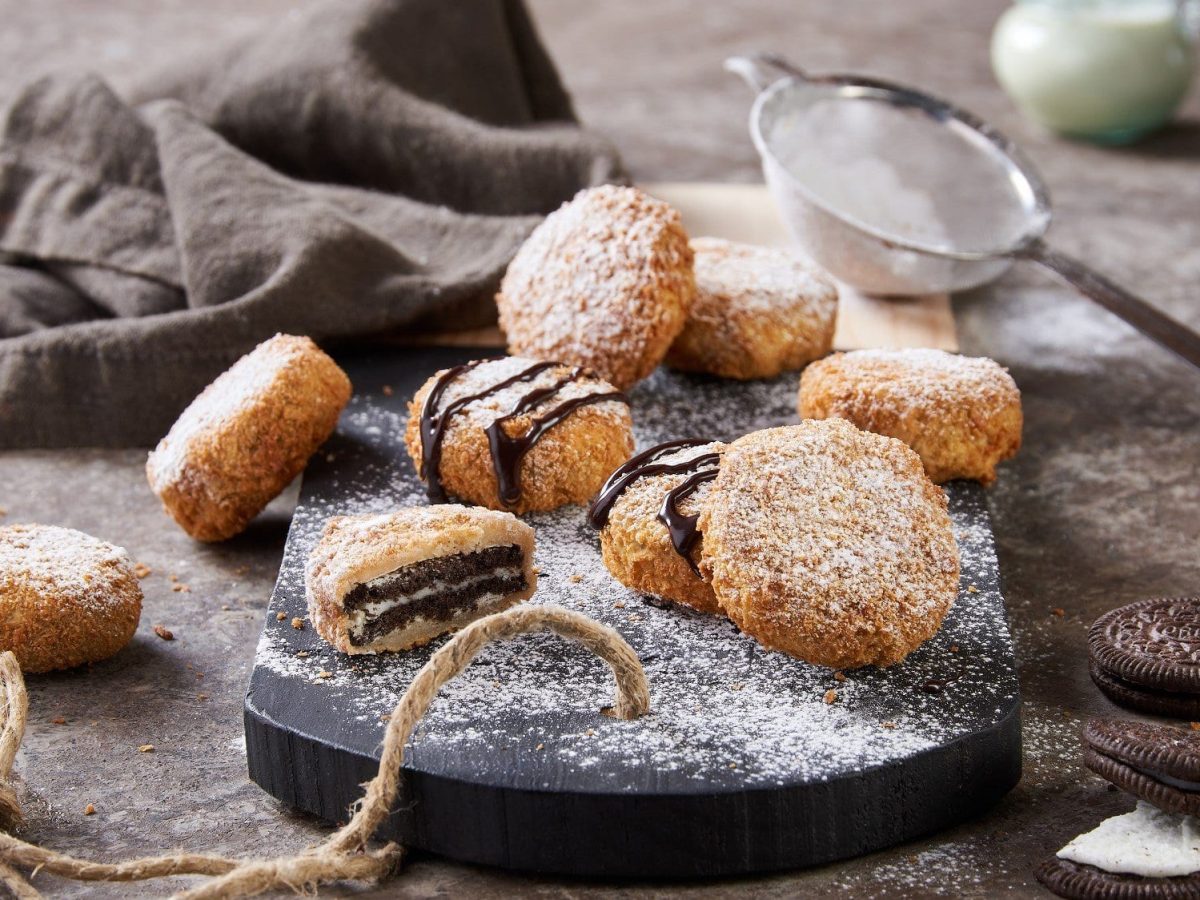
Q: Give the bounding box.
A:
[343,544,526,647]
[306,506,537,654]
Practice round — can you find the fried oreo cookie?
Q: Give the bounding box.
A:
[1083,719,1200,818]
[1089,597,1200,719]
[588,439,725,614]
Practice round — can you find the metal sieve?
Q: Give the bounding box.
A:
[728,53,1200,369]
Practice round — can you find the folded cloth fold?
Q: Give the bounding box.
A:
[0,0,622,448]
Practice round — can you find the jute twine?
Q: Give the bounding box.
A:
[0,604,650,898]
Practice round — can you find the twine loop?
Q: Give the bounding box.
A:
[0,604,649,898]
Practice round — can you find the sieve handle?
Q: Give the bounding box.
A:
[1024,240,1200,370]
[724,54,810,93]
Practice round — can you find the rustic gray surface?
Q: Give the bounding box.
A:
[1,1,1198,896]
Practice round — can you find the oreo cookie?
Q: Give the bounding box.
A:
[1037,720,1200,897]
[1036,857,1200,900]
[1083,718,1200,817]
[1089,597,1200,719]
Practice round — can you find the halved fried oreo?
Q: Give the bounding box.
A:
[306,505,537,654]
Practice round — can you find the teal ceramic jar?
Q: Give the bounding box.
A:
[992,0,1196,143]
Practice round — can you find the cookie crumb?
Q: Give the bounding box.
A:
[381,384,394,396]
[83,803,95,816]
[569,574,583,584]
[171,582,190,593]
[536,743,545,751]
[731,682,744,691]
[221,604,231,611]
[138,744,155,753]
[317,670,332,679]
[291,617,304,630]
[1051,608,1065,618]
[153,624,174,641]
[295,651,309,658]
[834,671,846,683]
[276,611,287,621]
[584,728,595,737]
[196,693,209,701]
[51,716,66,725]
[823,689,838,705]
[728,762,738,769]
[967,584,979,594]
[133,562,152,579]
[882,721,897,729]
[614,600,626,609]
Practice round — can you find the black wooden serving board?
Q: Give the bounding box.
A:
[244,345,1021,879]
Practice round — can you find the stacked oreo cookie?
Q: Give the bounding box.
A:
[1089,597,1200,720]
[1038,719,1200,898]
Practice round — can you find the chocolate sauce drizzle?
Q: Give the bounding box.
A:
[419,359,626,507]
[659,467,720,577]
[587,439,720,575]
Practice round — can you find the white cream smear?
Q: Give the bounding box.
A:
[1058,801,1200,878]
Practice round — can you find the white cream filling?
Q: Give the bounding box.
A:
[1058,801,1200,878]
[346,567,521,635]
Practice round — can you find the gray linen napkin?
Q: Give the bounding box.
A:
[0,0,622,448]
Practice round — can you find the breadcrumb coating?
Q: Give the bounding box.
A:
[146,334,351,542]
[667,238,837,380]
[0,524,142,672]
[698,421,959,669]
[496,185,695,390]
[798,348,1021,484]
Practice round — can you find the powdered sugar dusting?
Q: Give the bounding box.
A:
[815,348,1019,417]
[146,334,312,485]
[250,364,1018,794]
[692,236,836,316]
[496,185,694,387]
[0,523,137,613]
[699,420,959,666]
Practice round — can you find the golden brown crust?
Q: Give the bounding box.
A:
[146,334,352,542]
[305,505,536,654]
[0,524,142,673]
[403,357,634,514]
[698,421,959,669]
[496,185,696,390]
[598,442,725,614]
[798,348,1022,485]
[666,238,838,380]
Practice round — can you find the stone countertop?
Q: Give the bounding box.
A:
[1,1,1198,896]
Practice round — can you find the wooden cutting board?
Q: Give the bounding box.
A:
[414,182,959,352]
[244,344,1019,878]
